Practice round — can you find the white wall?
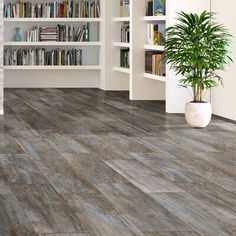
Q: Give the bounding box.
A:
[166,0,211,113]
[4,70,99,88]
[211,0,236,121]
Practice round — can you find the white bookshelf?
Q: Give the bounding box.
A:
[3,0,103,88]
[144,0,169,90]
[110,0,131,89]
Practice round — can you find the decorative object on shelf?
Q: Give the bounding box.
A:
[165,11,233,128]
[14,27,21,42]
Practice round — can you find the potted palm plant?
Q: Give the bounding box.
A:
[165,11,232,128]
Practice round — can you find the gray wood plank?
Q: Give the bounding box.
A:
[0,193,37,236]
[63,192,144,236]
[97,183,190,233]
[150,193,236,236]
[105,159,184,193]
[12,184,88,234]
[0,154,49,185]
[63,153,127,184]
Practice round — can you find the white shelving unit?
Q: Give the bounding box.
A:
[110,0,132,83]
[143,11,166,82]
[3,0,103,88]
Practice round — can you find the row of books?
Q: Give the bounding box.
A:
[146,0,165,16]
[4,48,83,66]
[120,48,130,68]
[147,23,165,46]
[120,0,130,17]
[26,24,90,42]
[145,51,165,76]
[4,0,100,18]
[121,23,130,43]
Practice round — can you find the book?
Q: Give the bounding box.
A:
[120,0,130,17]
[4,0,100,18]
[121,23,130,43]
[4,47,83,66]
[147,23,165,45]
[153,0,165,16]
[146,0,165,16]
[145,51,165,76]
[120,48,130,68]
[147,0,153,16]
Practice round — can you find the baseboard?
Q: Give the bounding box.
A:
[212,114,236,124]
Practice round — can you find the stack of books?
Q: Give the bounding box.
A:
[121,23,130,43]
[4,0,100,18]
[145,51,165,76]
[26,24,90,42]
[39,27,58,41]
[4,48,83,66]
[147,23,165,45]
[120,0,130,17]
[146,0,165,16]
[120,48,130,68]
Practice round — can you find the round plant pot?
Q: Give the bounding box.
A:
[185,102,212,128]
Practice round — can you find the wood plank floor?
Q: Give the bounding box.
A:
[0,88,236,236]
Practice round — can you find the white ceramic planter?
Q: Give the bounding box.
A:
[185,102,212,128]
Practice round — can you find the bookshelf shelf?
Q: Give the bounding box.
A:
[114,66,130,74]
[144,16,166,22]
[113,42,130,48]
[4,42,102,46]
[144,44,164,51]
[4,65,102,70]
[144,73,166,82]
[4,18,102,23]
[113,17,130,22]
